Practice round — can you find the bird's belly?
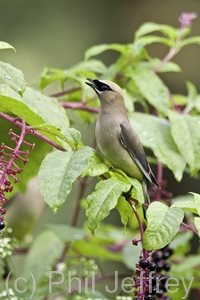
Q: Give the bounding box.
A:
[95,121,143,182]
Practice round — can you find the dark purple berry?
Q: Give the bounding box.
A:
[144,294,154,300]
[0,221,5,230]
[156,261,163,272]
[139,259,149,269]
[163,262,171,272]
[167,248,174,256]
[162,251,171,259]
[148,262,157,271]
[163,297,172,300]
[150,274,159,287]
[152,251,162,262]
[156,289,164,298]
[160,274,170,284]
[149,286,157,295]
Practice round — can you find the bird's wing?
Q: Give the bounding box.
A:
[119,120,160,189]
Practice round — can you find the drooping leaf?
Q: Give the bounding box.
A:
[143,202,184,250]
[0,61,26,95]
[0,41,16,51]
[86,177,130,234]
[168,110,200,175]
[38,146,94,213]
[129,113,186,181]
[180,36,200,48]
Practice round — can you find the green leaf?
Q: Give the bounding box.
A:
[168,110,200,175]
[191,192,200,216]
[180,36,200,47]
[135,22,178,40]
[73,239,122,261]
[143,202,184,250]
[0,94,45,125]
[129,113,186,181]
[194,217,200,237]
[86,177,130,234]
[47,224,87,242]
[34,124,78,150]
[130,68,169,113]
[38,146,94,213]
[23,230,64,285]
[0,41,16,51]
[85,43,128,60]
[81,152,109,177]
[171,194,199,214]
[116,196,132,227]
[22,87,70,129]
[134,36,173,49]
[150,58,182,73]
[0,61,26,95]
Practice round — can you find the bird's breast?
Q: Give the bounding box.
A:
[95,113,143,182]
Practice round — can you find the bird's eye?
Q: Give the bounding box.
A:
[100,85,108,91]
[98,82,112,92]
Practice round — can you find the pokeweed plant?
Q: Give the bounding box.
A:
[0,12,200,300]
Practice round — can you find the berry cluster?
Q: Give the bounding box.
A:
[133,246,174,300]
[0,124,34,232]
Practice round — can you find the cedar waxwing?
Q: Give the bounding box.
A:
[86,78,160,206]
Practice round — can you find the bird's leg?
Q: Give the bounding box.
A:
[122,185,133,201]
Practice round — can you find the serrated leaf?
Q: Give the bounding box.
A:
[168,111,200,174]
[130,68,169,113]
[171,194,198,214]
[86,177,130,234]
[38,146,94,213]
[129,113,186,181]
[116,196,132,227]
[191,192,200,216]
[194,217,200,237]
[47,224,87,242]
[81,152,108,177]
[143,202,184,250]
[23,230,64,285]
[0,41,16,51]
[0,61,26,95]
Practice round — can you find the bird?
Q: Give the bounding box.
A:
[85,78,160,207]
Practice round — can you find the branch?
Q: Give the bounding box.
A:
[59,101,99,113]
[0,112,66,151]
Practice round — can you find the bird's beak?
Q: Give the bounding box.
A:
[85,78,96,90]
